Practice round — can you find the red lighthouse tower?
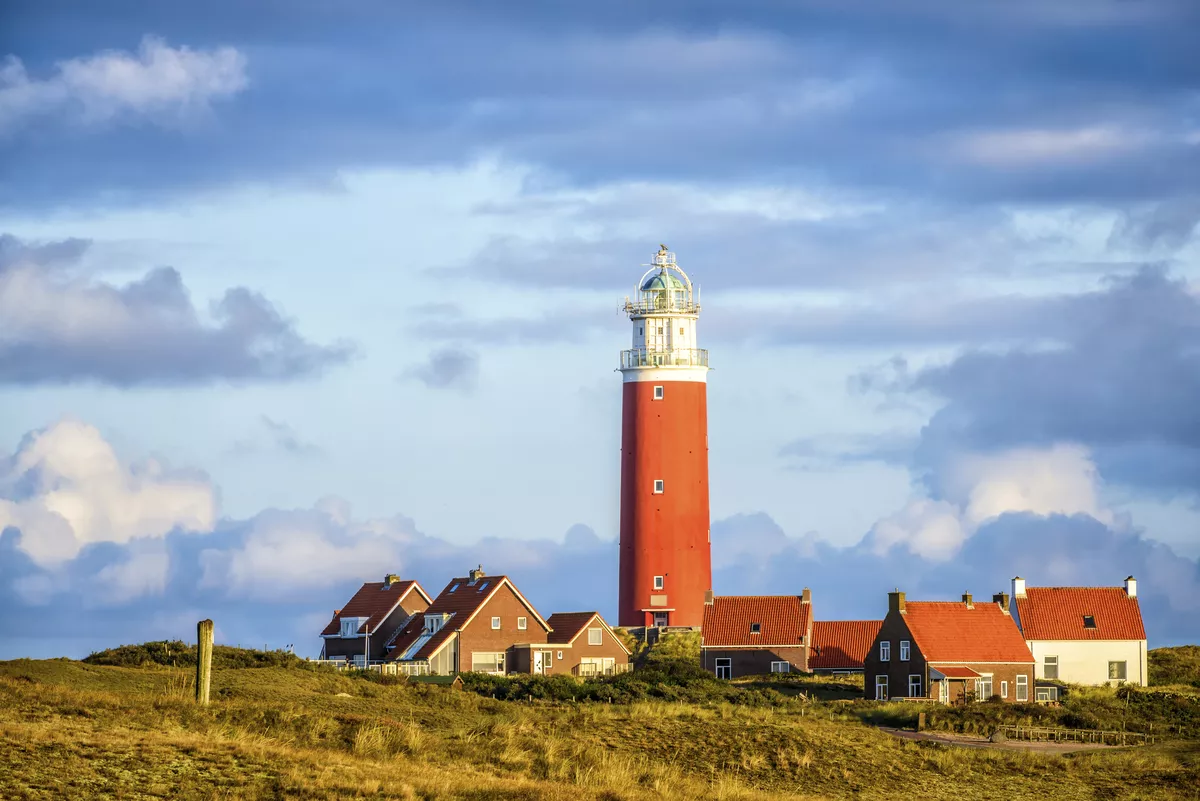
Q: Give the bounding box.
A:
[618,245,712,628]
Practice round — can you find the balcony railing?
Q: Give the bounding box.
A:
[620,348,709,370]
[573,662,633,678]
[624,299,700,316]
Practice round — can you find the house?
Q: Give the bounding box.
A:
[511,612,631,677]
[320,574,432,666]
[1011,576,1148,696]
[386,566,551,676]
[863,591,1034,704]
[701,590,813,678]
[810,620,882,674]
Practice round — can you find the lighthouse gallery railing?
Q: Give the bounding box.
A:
[620,348,709,369]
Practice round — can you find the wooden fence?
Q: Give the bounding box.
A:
[1000,725,1155,746]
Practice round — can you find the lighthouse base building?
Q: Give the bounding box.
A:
[617,246,713,629]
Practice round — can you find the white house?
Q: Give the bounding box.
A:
[1011,576,1148,698]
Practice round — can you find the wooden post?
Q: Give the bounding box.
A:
[917,712,926,731]
[196,619,214,705]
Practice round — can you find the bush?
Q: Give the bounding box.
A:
[83,641,306,670]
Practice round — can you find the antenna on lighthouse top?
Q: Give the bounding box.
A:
[652,244,675,267]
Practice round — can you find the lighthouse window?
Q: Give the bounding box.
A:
[653,575,664,590]
[639,327,643,335]
[679,327,684,335]
[658,327,663,334]
[653,479,664,494]
[653,385,664,400]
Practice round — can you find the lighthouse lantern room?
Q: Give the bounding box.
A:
[617,245,713,628]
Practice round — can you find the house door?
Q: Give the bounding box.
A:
[653,612,669,627]
[532,650,543,674]
[875,675,888,700]
[939,679,949,704]
[715,658,732,680]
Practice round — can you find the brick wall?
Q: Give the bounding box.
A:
[702,646,808,678]
[458,582,548,673]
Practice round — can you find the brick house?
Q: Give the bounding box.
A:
[1012,576,1148,696]
[320,574,432,666]
[810,620,882,674]
[515,612,631,677]
[864,591,1034,704]
[386,567,551,675]
[701,591,813,678]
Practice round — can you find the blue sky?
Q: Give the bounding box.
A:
[1,0,1198,657]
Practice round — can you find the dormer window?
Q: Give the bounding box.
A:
[1083,615,1097,629]
[449,583,459,593]
[425,614,445,633]
[340,619,358,638]
[478,581,488,592]
[750,623,761,634]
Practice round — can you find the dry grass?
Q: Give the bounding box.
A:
[1,660,1198,800]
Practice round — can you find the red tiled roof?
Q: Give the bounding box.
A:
[933,666,981,679]
[546,612,631,654]
[320,580,428,636]
[810,620,882,669]
[701,595,812,647]
[904,601,1033,664]
[1015,587,1146,641]
[388,575,549,662]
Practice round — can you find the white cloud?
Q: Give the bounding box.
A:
[954,125,1147,167]
[867,443,1112,560]
[0,419,216,566]
[0,35,247,132]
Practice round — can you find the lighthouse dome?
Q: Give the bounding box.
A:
[640,270,687,292]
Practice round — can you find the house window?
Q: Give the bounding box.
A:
[1035,685,1058,703]
[470,652,505,674]
[975,676,993,701]
[1001,681,1009,699]
[352,653,366,667]
[1083,615,1097,629]
[899,640,910,661]
[478,581,488,592]
[880,641,890,662]
[517,617,527,631]
[653,575,664,590]
[750,623,761,635]
[449,583,459,593]
[875,675,888,700]
[425,614,444,633]
[1016,674,1028,701]
[1108,661,1127,682]
[544,650,553,668]
[653,385,664,400]
[908,674,922,697]
[715,658,732,680]
[939,679,949,704]
[653,479,664,494]
[771,661,791,673]
[1044,655,1059,680]
[340,619,358,638]
[491,616,501,630]
[657,327,663,334]
[588,628,603,645]
[557,651,563,660]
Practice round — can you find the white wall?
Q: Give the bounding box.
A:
[1028,639,1148,687]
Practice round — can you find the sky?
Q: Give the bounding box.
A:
[1,0,1198,658]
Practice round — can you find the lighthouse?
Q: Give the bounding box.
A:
[618,245,712,628]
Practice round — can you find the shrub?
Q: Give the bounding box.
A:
[83,641,306,670]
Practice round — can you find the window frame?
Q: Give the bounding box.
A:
[975,676,993,701]
[1016,674,1028,702]
[340,618,359,638]
[544,650,553,668]
[588,627,603,646]
[749,622,761,635]
[899,640,910,662]
[517,616,527,631]
[490,616,501,630]
[1043,655,1059,680]
[715,658,732,679]
[875,675,888,700]
[880,641,891,662]
[653,385,664,400]
[1001,680,1009,699]
[1108,660,1127,682]
[653,479,664,494]
[770,661,791,674]
[653,575,664,590]
[908,674,922,698]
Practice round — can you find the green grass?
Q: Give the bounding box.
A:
[1152,646,1200,689]
[2,654,1199,800]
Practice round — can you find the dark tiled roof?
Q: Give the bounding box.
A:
[1015,587,1146,641]
[810,620,882,669]
[701,595,812,647]
[389,575,549,662]
[547,612,601,645]
[320,580,427,636]
[903,601,1033,664]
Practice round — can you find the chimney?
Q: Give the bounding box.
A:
[801,587,812,604]
[888,590,906,614]
[383,573,401,587]
[468,564,485,582]
[1012,576,1026,598]
[962,593,974,609]
[1124,576,1137,598]
[992,592,1010,613]
[704,589,714,605]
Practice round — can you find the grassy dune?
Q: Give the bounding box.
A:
[2,657,1199,800]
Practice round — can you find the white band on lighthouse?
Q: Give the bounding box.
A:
[619,245,710,383]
